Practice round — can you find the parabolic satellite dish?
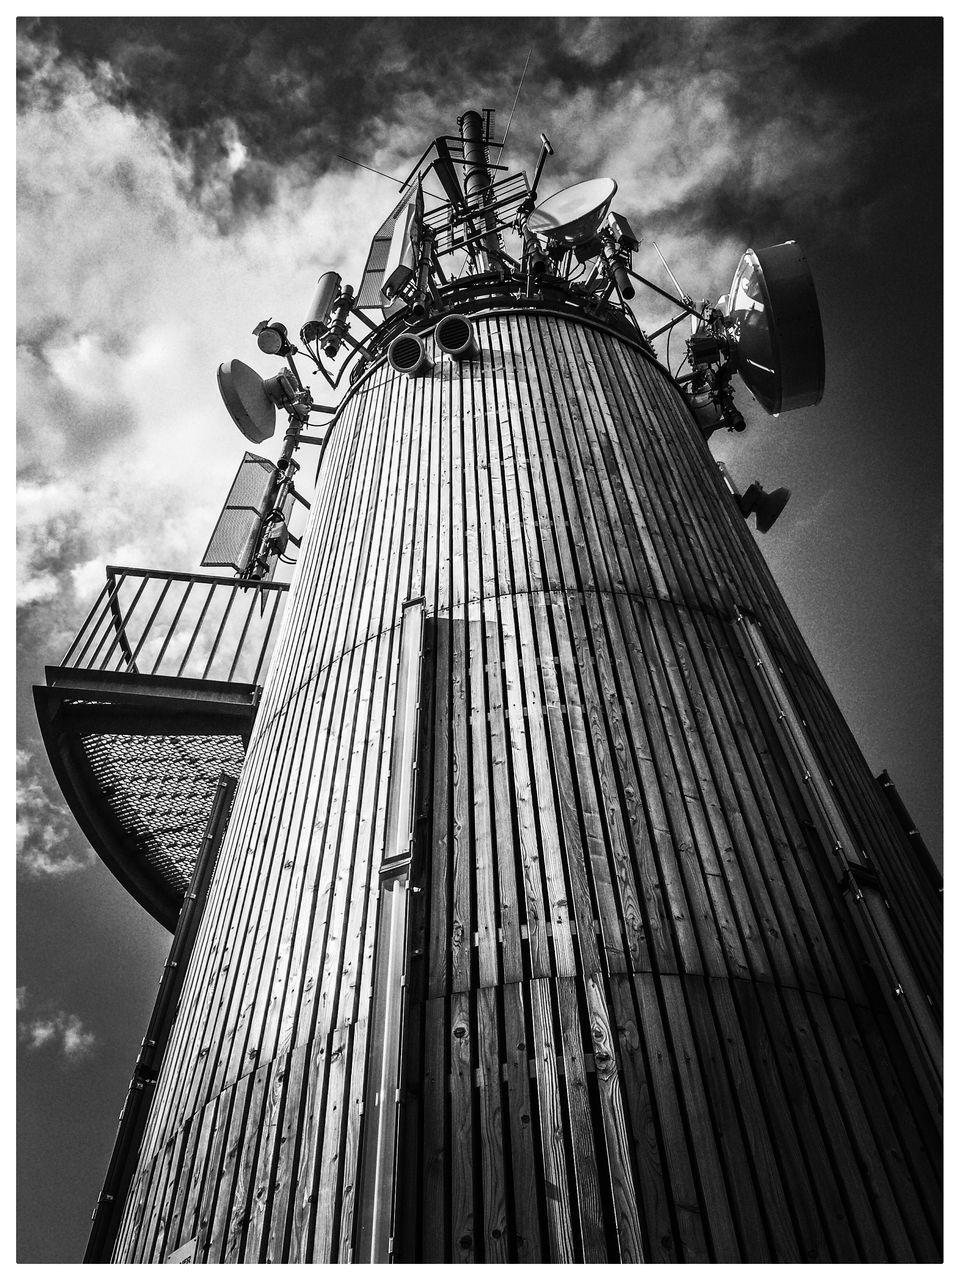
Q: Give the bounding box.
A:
[217,359,278,444]
[527,177,618,247]
[725,242,825,415]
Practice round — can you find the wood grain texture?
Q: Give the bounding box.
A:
[109,308,940,1262]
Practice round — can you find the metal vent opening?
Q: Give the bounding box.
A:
[387,333,431,376]
[435,313,477,359]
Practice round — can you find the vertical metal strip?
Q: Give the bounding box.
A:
[87,569,126,668]
[735,611,942,1103]
[150,577,194,675]
[84,773,238,1263]
[225,585,260,684]
[200,581,241,680]
[61,576,112,667]
[174,581,217,677]
[354,597,425,1261]
[250,584,285,686]
[128,574,174,669]
[101,570,150,672]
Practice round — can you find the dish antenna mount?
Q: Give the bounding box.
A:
[681,241,825,436]
[217,359,292,444]
[526,177,618,247]
[723,242,825,415]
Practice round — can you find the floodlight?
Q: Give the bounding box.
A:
[301,272,343,345]
[256,322,290,356]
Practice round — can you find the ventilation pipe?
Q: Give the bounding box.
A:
[459,109,500,272]
[434,313,478,360]
[387,332,432,376]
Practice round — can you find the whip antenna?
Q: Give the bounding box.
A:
[336,154,443,203]
[496,48,532,161]
[652,239,694,306]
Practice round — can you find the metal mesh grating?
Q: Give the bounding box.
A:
[357,198,407,309]
[81,732,246,893]
[202,453,276,571]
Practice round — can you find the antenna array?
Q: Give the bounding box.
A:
[207,110,825,581]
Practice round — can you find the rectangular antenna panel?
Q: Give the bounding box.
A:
[382,196,419,300]
[201,452,276,573]
[357,195,409,310]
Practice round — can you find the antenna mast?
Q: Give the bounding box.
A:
[459,108,500,272]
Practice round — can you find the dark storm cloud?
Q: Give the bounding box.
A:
[19,16,494,207]
[21,14,930,237]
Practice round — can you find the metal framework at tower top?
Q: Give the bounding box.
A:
[36,104,940,1265]
[200,103,825,593]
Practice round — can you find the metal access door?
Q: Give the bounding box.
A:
[354,598,426,1261]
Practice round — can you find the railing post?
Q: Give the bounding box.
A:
[61,577,113,669]
[58,566,290,685]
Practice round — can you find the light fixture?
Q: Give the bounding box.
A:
[254,320,291,356]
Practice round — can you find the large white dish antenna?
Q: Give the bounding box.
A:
[725,242,825,415]
[527,177,618,247]
[217,359,277,444]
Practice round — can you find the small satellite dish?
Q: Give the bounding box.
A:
[725,242,825,415]
[217,359,277,444]
[527,178,618,247]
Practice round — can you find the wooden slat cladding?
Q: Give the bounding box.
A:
[112,310,940,1263]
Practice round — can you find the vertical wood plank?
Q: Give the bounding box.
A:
[449,989,476,1262]
[583,973,645,1261]
[501,981,543,1261]
[421,997,449,1261]
[608,973,683,1263]
[264,1039,309,1262]
[529,979,575,1261]
[476,986,509,1261]
[108,310,940,1268]
[556,976,608,1261]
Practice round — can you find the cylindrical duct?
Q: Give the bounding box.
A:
[387,331,432,376]
[603,242,635,298]
[112,309,941,1265]
[459,109,499,271]
[434,312,477,359]
[301,271,342,344]
[322,283,354,358]
[524,227,549,276]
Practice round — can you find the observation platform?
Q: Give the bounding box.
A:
[34,566,287,930]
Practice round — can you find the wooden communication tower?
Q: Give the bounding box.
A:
[37,108,941,1263]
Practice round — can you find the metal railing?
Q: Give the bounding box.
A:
[60,566,289,688]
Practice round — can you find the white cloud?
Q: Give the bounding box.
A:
[16,749,95,877]
[61,1016,97,1059]
[15,21,873,668]
[17,993,96,1061]
[17,32,385,630]
[17,572,60,606]
[222,118,248,175]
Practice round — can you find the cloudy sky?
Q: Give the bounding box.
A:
[16,13,942,1262]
